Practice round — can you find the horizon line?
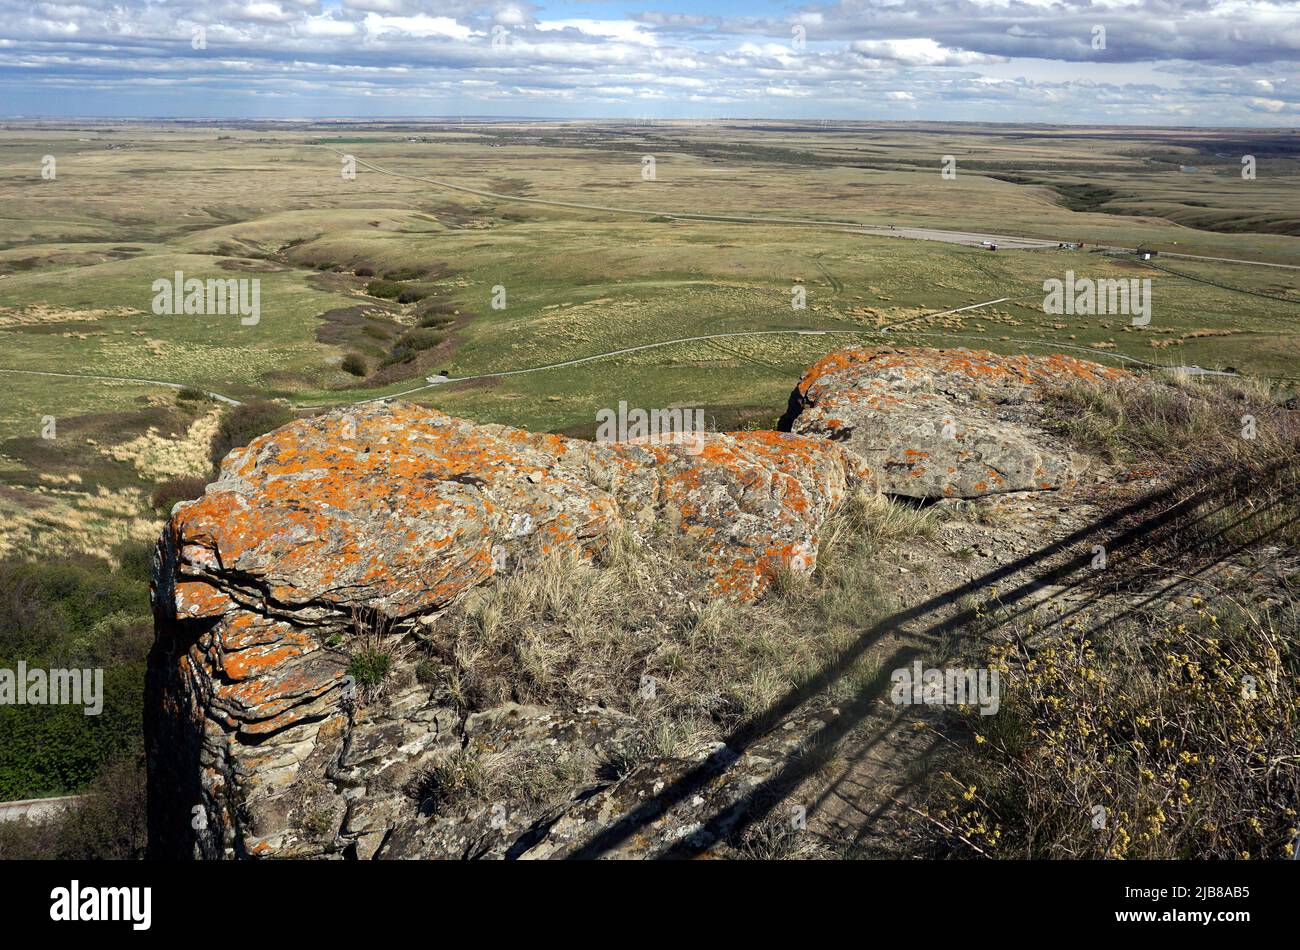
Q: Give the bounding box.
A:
[2,115,1296,132]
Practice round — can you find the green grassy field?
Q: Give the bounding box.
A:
[0,119,1297,561]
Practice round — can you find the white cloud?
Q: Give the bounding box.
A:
[851,38,1004,67]
[1246,96,1288,112]
[535,19,657,46]
[0,0,1294,124]
[360,13,475,41]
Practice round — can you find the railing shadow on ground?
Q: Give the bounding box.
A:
[566,454,1299,859]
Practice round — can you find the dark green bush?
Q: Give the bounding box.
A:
[379,345,415,368]
[113,541,155,586]
[0,556,147,661]
[209,400,295,468]
[150,475,208,512]
[340,352,368,377]
[384,267,425,281]
[0,745,147,859]
[415,658,439,684]
[396,286,431,304]
[398,328,445,351]
[0,554,151,801]
[0,662,145,799]
[347,650,390,688]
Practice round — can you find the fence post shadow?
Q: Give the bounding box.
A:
[566,454,1298,859]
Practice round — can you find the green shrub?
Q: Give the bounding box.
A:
[0,554,151,800]
[0,745,147,859]
[209,400,295,468]
[415,658,439,685]
[340,352,368,377]
[347,650,391,688]
[398,328,445,351]
[379,345,415,368]
[384,267,425,281]
[112,541,155,585]
[0,556,147,660]
[0,663,145,799]
[150,475,208,512]
[365,279,404,300]
[396,285,431,304]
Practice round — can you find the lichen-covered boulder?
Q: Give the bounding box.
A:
[600,430,873,599]
[146,403,870,858]
[781,347,1126,499]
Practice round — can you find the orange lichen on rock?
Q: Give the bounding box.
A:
[784,346,1131,499]
[146,399,883,857]
[144,345,1150,860]
[607,429,873,599]
[797,346,1123,401]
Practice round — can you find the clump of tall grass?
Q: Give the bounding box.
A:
[1047,373,1299,467]
[422,490,909,754]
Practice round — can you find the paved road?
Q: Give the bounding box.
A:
[324,145,1300,269]
[866,227,1056,250]
[1158,251,1300,271]
[0,794,84,823]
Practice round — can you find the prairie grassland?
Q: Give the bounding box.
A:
[0,120,1296,559]
[0,122,1296,855]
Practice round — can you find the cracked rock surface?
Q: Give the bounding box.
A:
[146,346,1139,859]
[146,401,870,858]
[782,346,1128,499]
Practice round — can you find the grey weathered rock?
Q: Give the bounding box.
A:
[146,402,868,858]
[781,347,1126,499]
[515,710,837,860]
[146,347,1138,859]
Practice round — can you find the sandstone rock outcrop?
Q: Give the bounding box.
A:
[781,347,1126,499]
[146,402,869,858]
[147,346,1134,859]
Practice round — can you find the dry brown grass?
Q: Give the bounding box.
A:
[419,488,899,754]
[1048,372,1300,468]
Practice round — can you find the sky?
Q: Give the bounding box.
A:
[0,0,1296,125]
